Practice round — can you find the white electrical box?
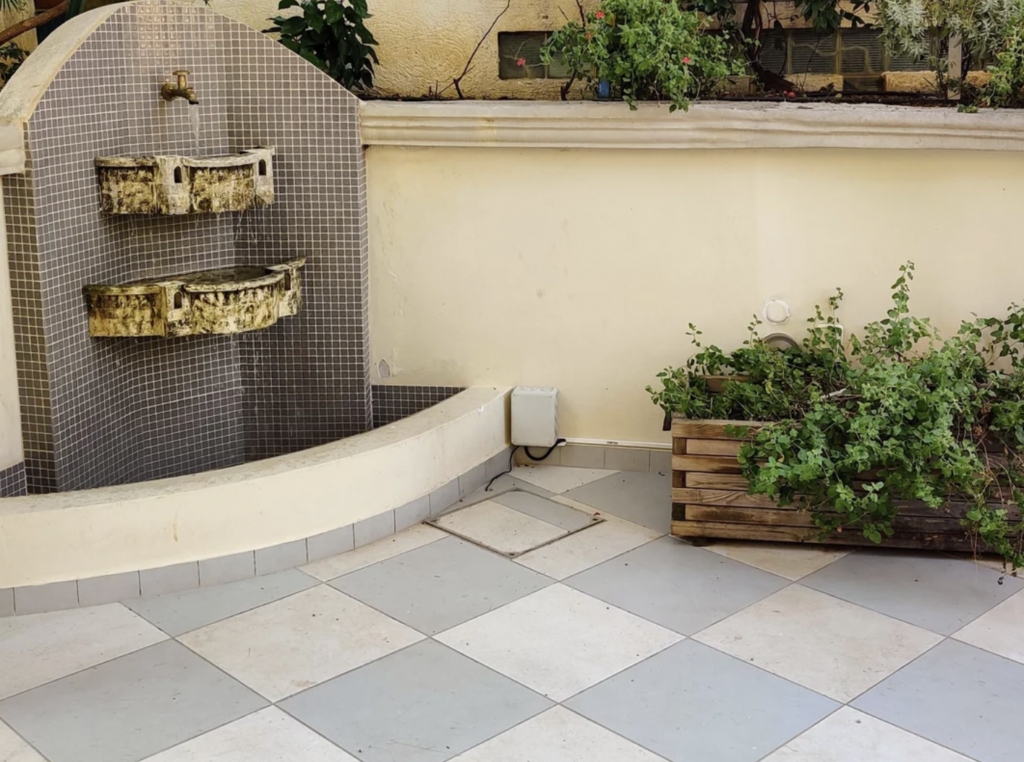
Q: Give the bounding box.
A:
[511,387,558,447]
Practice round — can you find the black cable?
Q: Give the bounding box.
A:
[484,445,520,492]
[483,438,566,492]
[523,438,566,462]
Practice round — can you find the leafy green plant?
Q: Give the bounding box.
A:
[266,0,378,91]
[540,0,743,111]
[0,41,26,83]
[980,21,1024,107]
[875,0,1024,90]
[649,263,1024,568]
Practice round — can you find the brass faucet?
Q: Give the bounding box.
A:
[161,70,199,104]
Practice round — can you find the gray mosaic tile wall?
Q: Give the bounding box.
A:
[2,0,369,493]
[0,461,25,497]
[372,385,466,429]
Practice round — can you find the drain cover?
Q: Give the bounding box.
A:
[428,488,602,557]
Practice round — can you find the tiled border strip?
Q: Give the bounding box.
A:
[516,445,671,474]
[0,448,512,617]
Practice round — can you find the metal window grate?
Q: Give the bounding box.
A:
[760,27,931,77]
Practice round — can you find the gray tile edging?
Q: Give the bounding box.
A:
[1,448,511,617]
[516,444,671,474]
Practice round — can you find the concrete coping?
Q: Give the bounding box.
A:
[359,99,1024,152]
[0,386,511,588]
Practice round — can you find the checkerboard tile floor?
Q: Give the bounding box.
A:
[1,465,1021,762]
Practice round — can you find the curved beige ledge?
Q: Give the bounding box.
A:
[360,100,1024,152]
[0,387,511,588]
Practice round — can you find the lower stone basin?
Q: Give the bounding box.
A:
[83,258,304,337]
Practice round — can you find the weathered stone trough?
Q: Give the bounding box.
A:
[83,258,304,337]
[95,148,275,214]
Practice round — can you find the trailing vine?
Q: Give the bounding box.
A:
[649,263,1024,569]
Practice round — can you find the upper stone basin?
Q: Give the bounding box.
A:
[95,147,275,214]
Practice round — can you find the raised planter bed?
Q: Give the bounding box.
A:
[670,416,1023,552]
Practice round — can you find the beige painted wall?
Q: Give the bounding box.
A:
[367,145,1024,444]
[219,0,601,99]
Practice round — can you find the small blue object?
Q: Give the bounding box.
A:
[597,80,611,99]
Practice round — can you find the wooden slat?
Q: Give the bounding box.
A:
[685,439,744,456]
[683,505,970,533]
[685,472,749,490]
[673,487,779,509]
[671,521,984,552]
[672,419,762,440]
[672,454,744,474]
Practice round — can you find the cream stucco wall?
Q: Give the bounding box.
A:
[367,142,1024,445]
[218,0,600,99]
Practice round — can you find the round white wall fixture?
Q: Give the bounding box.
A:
[763,300,791,324]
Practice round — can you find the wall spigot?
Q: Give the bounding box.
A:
[161,70,199,104]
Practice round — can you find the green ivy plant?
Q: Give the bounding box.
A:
[540,0,743,111]
[266,0,378,92]
[979,20,1024,107]
[649,263,1024,569]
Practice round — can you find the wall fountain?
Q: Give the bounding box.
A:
[0,0,374,494]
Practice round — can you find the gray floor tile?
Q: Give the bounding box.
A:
[329,536,552,635]
[476,474,556,501]
[0,640,266,762]
[125,569,317,637]
[563,471,671,533]
[493,490,595,532]
[566,537,788,634]
[801,550,1024,634]
[853,639,1024,762]
[566,640,837,762]
[280,639,552,762]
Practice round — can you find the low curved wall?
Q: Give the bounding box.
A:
[0,387,511,600]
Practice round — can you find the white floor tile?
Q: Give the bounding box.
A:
[0,604,166,701]
[300,524,446,581]
[434,501,566,554]
[695,585,942,702]
[953,588,1024,664]
[436,584,681,701]
[451,706,663,761]
[141,707,357,761]
[762,707,973,762]
[512,466,617,495]
[0,720,46,762]
[515,516,660,580]
[179,585,423,701]
[704,541,851,581]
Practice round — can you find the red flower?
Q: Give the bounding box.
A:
[595,10,605,18]
[682,56,692,65]
[517,58,526,67]
[586,32,593,40]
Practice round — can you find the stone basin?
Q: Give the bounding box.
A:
[82,258,304,337]
[95,147,275,214]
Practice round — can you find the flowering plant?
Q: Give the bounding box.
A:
[541,0,742,111]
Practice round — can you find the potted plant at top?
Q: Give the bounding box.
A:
[648,262,1024,570]
[540,0,743,111]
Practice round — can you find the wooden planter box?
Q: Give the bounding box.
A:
[671,416,1022,552]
